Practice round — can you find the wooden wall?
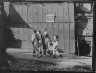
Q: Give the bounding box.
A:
[4,2,75,54]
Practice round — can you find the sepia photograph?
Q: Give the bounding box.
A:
[0,0,95,72]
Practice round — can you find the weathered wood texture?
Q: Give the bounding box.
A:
[4,2,75,53]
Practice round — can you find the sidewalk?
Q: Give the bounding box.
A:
[6,48,92,70]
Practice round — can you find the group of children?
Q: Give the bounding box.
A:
[31,28,62,59]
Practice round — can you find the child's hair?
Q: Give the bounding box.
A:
[55,35,59,39]
[45,34,49,38]
[48,37,51,41]
[33,30,36,33]
[50,42,53,46]
[38,30,41,34]
[44,28,46,31]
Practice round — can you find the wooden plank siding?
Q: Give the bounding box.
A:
[32,4,38,22]
[64,23,70,53]
[22,5,29,49]
[69,23,75,53]
[63,2,69,23]
[18,5,24,41]
[12,4,19,40]
[63,3,70,53]
[48,23,53,40]
[28,29,33,50]
[53,23,59,36]
[53,3,58,22]
[58,3,64,22]
[28,4,33,24]
[58,23,65,52]
[42,3,47,22]
[69,3,75,53]
[37,4,43,22]
[5,2,75,54]
[58,4,65,52]
[46,4,53,40]
[37,4,43,31]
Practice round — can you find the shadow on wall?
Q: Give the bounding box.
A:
[3,26,22,48]
[2,8,22,49]
[57,48,64,53]
[8,3,31,28]
[0,3,20,70]
[3,3,34,49]
[8,3,36,29]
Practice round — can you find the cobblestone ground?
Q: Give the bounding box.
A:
[8,58,92,71]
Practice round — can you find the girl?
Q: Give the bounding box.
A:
[52,35,62,59]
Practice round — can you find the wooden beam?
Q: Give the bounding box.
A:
[2,0,95,2]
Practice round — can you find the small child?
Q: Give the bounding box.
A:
[42,28,49,55]
[44,35,50,55]
[36,31,42,58]
[31,30,38,55]
[52,35,62,59]
[46,37,53,56]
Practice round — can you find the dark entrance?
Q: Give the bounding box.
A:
[74,3,93,56]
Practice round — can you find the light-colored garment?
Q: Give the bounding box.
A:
[47,40,60,56]
[47,40,53,51]
[45,38,49,44]
[52,41,59,55]
[52,41,58,50]
[44,31,47,36]
[47,40,58,51]
[31,33,38,48]
[31,33,36,42]
[37,33,42,46]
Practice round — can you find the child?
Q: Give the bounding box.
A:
[42,28,49,55]
[46,37,53,56]
[31,30,39,55]
[36,31,43,58]
[44,34,50,55]
[52,35,62,59]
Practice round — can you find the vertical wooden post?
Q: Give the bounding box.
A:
[74,3,78,55]
[92,3,95,72]
[69,3,75,53]
[0,2,3,55]
[1,2,10,55]
[4,2,10,17]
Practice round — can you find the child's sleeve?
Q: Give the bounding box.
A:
[31,34,35,42]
